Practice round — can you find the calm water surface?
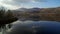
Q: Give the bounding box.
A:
[1,20,60,34]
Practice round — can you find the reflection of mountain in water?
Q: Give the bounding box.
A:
[7,21,60,34]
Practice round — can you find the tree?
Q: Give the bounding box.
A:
[0,9,18,34]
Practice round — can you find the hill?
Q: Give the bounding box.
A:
[12,7,60,21]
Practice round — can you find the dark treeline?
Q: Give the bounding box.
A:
[0,8,18,28]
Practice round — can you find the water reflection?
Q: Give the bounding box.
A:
[6,20,60,34]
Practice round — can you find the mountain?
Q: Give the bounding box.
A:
[28,8,40,12]
[13,7,41,12]
[16,8,28,12]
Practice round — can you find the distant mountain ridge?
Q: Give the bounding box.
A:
[12,7,60,21]
[13,7,41,12]
[12,7,60,12]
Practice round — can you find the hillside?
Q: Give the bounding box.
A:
[12,7,60,21]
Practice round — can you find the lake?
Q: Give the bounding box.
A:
[6,20,60,34]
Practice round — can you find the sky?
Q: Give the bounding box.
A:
[0,0,60,10]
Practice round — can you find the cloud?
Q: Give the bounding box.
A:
[0,3,20,10]
[0,0,46,10]
[0,0,32,5]
[34,0,47,2]
[13,0,32,3]
[0,0,20,6]
[32,0,47,3]
[0,0,23,10]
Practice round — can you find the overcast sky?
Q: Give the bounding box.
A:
[0,0,60,10]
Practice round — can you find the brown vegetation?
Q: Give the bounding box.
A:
[13,7,60,21]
